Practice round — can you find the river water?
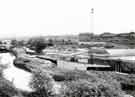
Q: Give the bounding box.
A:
[0,53,34,92]
[0,53,62,95]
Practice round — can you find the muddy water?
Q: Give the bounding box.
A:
[0,53,34,92]
[0,53,62,95]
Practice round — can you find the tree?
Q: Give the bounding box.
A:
[35,39,47,53]
[18,40,25,47]
[11,39,18,47]
[48,39,54,46]
[27,37,48,54]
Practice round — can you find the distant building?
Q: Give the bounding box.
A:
[100,32,116,38]
[79,32,94,42]
[115,32,135,45]
[0,40,12,50]
[117,33,129,38]
[1,40,11,45]
[116,32,135,38]
[128,32,135,38]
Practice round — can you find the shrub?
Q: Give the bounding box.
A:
[60,79,125,97]
[27,37,54,54]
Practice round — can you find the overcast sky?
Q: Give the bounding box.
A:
[0,0,135,38]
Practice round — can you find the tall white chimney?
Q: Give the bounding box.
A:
[90,8,94,33]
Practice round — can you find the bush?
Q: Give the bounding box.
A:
[0,77,18,97]
[27,37,46,54]
[27,37,54,54]
[120,61,135,73]
[50,70,125,97]
[60,79,125,97]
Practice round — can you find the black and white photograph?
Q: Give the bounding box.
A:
[0,0,135,97]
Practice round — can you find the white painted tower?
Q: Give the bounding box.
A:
[90,8,94,33]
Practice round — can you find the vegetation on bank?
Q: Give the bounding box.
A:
[0,60,135,97]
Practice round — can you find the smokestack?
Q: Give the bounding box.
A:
[90,8,94,33]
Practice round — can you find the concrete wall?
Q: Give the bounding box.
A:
[106,49,135,56]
